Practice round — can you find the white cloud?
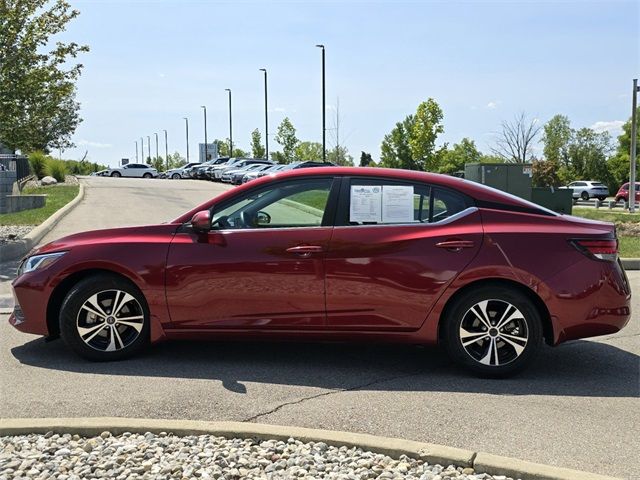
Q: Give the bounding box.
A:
[76,139,112,148]
[158,73,166,78]
[486,101,500,109]
[590,120,624,135]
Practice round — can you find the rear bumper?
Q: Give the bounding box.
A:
[542,257,631,344]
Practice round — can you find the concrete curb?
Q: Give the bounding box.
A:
[0,418,620,480]
[0,182,84,262]
[621,258,640,270]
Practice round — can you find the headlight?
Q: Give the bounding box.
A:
[18,252,66,276]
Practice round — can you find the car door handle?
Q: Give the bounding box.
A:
[286,245,325,257]
[435,240,475,252]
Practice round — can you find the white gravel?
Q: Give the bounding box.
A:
[0,432,520,480]
[0,225,34,245]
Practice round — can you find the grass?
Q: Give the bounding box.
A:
[288,190,329,211]
[570,207,639,258]
[0,185,80,226]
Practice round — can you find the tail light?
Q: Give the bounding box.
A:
[571,239,618,262]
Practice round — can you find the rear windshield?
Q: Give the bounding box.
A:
[592,182,605,186]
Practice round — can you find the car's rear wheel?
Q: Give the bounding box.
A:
[442,285,542,377]
[172,173,180,179]
[143,173,152,178]
[597,196,607,201]
[59,275,150,361]
[580,191,589,201]
[111,171,121,177]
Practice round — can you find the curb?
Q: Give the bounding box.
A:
[0,181,84,262]
[0,418,620,480]
[621,258,640,270]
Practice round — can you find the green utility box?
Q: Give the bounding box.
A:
[464,163,533,200]
[531,187,573,214]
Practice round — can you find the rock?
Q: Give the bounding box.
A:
[41,176,58,185]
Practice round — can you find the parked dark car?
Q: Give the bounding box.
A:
[10,167,631,376]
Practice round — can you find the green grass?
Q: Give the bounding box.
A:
[288,190,329,210]
[0,185,80,226]
[570,208,640,224]
[619,236,640,258]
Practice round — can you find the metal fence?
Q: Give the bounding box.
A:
[0,154,30,183]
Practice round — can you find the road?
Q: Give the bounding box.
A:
[1,176,638,479]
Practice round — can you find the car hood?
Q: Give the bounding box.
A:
[33,224,181,256]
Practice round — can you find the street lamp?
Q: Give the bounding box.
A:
[140,137,144,162]
[629,78,639,213]
[259,68,269,160]
[225,89,233,157]
[315,44,326,162]
[147,136,151,164]
[201,105,208,161]
[163,129,169,171]
[135,140,138,162]
[154,132,159,163]
[183,118,189,162]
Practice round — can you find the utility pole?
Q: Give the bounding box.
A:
[225,89,233,157]
[154,132,159,163]
[135,141,138,162]
[201,106,208,161]
[259,68,269,159]
[163,129,169,171]
[140,137,144,162]
[147,136,151,163]
[315,44,326,162]
[183,118,189,162]
[630,78,638,213]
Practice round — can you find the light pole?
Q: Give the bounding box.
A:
[259,68,268,159]
[315,44,326,162]
[201,105,208,161]
[163,129,169,171]
[147,136,151,164]
[154,132,159,164]
[140,137,144,162]
[628,78,639,213]
[225,88,233,157]
[183,118,189,162]
[135,140,138,162]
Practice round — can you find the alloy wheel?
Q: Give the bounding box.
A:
[458,299,529,367]
[76,289,144,352]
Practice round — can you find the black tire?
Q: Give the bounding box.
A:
[111,171,121,177]
[59,275,150,361]
[580,191,589,201]
[172,173,181,179]
[143,173,152,178]
[597,196,607,201]
[442,285,542,377]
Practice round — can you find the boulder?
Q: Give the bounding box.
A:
[41,176,58,186]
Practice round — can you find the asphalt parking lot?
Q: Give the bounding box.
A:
[1,176,638,479]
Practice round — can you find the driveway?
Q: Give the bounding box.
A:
[1,176,638,479]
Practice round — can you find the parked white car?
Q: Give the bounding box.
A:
[561,181,609,201]
[165,162,202,179]
[107,163,158,178]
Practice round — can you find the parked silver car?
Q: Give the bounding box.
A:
[562,181,609,201]
[106,163,158,178]
[165,162,202,179]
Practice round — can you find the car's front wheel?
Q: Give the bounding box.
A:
[580,191,589,201]
[171,173,181,179]
[110,171,121,177]
[59,275,150,361]
[442,285,542,377]
[143,173,152,178]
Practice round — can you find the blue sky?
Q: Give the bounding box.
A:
[58,0,639,167]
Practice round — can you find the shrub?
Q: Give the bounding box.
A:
[28,151,49,179]
[46,159,67,183]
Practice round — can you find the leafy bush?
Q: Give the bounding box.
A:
[28,151,49,179]
[46,159,67,182]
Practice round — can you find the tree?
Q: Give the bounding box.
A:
[167,151,186,169]
[360,151,373,167]
[0,0,89,153]
[568,127,612,184]
[492,113,541,163]
[250,129,265,159]
[379,98,445,171]
[327,145,354,166]
[295,141,323,162]
[216,139,248,158]
[274,117,299,163]
[542,114,572,165]
[150,156,165,172]
[608,107,640,189]
[532,159,562,187]
[437,138,481,174]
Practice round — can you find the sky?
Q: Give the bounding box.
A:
[56,0,639,167]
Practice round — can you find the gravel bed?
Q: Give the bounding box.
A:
[0,432,520,480]
[0,225,35,245]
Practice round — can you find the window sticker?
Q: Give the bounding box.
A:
[382,185,414,223]
[350,186,382,222]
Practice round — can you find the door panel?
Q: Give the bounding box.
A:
[165,227,331,329]
[325,209,483,331]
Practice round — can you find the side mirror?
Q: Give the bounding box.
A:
[256,211,271,225]
[191,210,211,233]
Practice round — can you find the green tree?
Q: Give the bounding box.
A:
[379,98,445,171]
[542,114,572,165]
[327,145,354,166]
[437,138,481,174]
[274,117,299,163]
[216,139,248,158]
[167,152,186,169]
[150,156,165,172]
[0,0,89,153]
[608,107,640,189]
[568,128,613,185]
[250,129,265,159]
[532,160,562,187]
[295,141,323,162]
[360,151,373,167]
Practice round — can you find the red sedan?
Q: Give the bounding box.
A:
[9,167,631,376]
